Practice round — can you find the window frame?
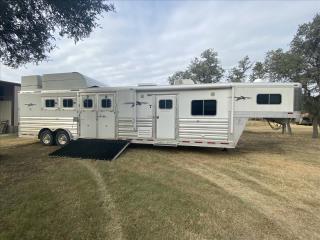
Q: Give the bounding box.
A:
[43,97,58,110]
[83,98,94,109]
[191,99,217,116]
[61,97,76,110]
[257,94,282,105]
[99,95,114,111]
[81,95,96,110]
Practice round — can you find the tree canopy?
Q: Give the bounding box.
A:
[290,14,320,137]
[0,0,114,67]
[168,49,224,85]
[249,61,266,82]
[227,56,252,82]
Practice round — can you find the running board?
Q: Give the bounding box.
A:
[153,142,178,147]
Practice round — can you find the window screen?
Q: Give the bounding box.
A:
[101,98,112,108]
[191,100,216,116]
[45,99,55,108]
[63,99,74,108]
[159,99,173,109]
[83,99,93,108]
[257,94,281,104]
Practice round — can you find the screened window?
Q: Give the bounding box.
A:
[45,99,55,108]
[159,99,173,109]
[83,99,93,108]
[101,98,112,108]
[63,99,74,108]
[191,100,217,116]
[257,94,281,104]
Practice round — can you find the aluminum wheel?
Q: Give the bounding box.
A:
[43,133,52,144]
[55,130,70,146]
[40,130,54,146]
[57,134,68,145]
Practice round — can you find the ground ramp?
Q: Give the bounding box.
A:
[49,139,130,160]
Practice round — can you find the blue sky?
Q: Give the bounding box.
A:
[1,0,319,85]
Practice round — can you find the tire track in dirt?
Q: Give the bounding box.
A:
[79,160,124,240]
[171,158,320,240]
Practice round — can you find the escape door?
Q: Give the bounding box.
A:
[79,94,96,138]
[97,94,115,139]
[156,95,176,139]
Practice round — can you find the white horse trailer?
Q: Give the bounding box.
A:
[18,72,302,148]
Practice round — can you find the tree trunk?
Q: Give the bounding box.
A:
[282,122,286,134]
[312,118,319,138]
[286,120,292,135]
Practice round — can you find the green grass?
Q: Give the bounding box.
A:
[0,122,320,240]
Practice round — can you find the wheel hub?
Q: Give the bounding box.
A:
[43,134,51,144]
[58,134,68,145]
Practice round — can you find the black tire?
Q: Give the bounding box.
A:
[55,130,70,147]
[40,130,54,146]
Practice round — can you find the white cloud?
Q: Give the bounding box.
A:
[1,0,319,85]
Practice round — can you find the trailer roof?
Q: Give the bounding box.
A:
[78,82,301,92]
[19,82,301,94]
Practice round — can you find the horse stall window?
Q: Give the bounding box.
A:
[63,98,74,108]
[191,100,217,116]
[45,99,56,108]
[83,99,93,108]
[101,98,112,108]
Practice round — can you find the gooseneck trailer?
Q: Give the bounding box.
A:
[18,72,301,148]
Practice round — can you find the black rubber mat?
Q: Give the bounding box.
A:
[49,139,130,160]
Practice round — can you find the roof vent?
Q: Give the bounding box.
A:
[253,78,269,83]
[174,79,194,85]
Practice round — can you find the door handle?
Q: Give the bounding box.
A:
[156,116,159,119]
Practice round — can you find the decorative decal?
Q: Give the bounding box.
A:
[234,96,251,101]
[124,101,149,107]
[25,103,36,107]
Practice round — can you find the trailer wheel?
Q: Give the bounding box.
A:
[55,130,70,147]
[40,130,54,146]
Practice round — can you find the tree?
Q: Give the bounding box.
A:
[249,61,266,82]
[188,49,224,83]
[168,71,192,85]
[0,0,114,68]
[291,13,320,138]
[263,49,305,135]
[264,49,304,83]
[227,56,252,82]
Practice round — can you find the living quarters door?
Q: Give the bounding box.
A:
[156,95,176,139]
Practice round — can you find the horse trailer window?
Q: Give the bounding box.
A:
[257,94,281,104]
[63,99,73,108]
[270,94,282,104]
[204,100,216,115]
[101,98,112,108]
[45,99,55,108]
[159,99,173,109]
[83,99,93,108]
[191,100,216,116]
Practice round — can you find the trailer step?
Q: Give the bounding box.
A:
[49,139,130,160]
